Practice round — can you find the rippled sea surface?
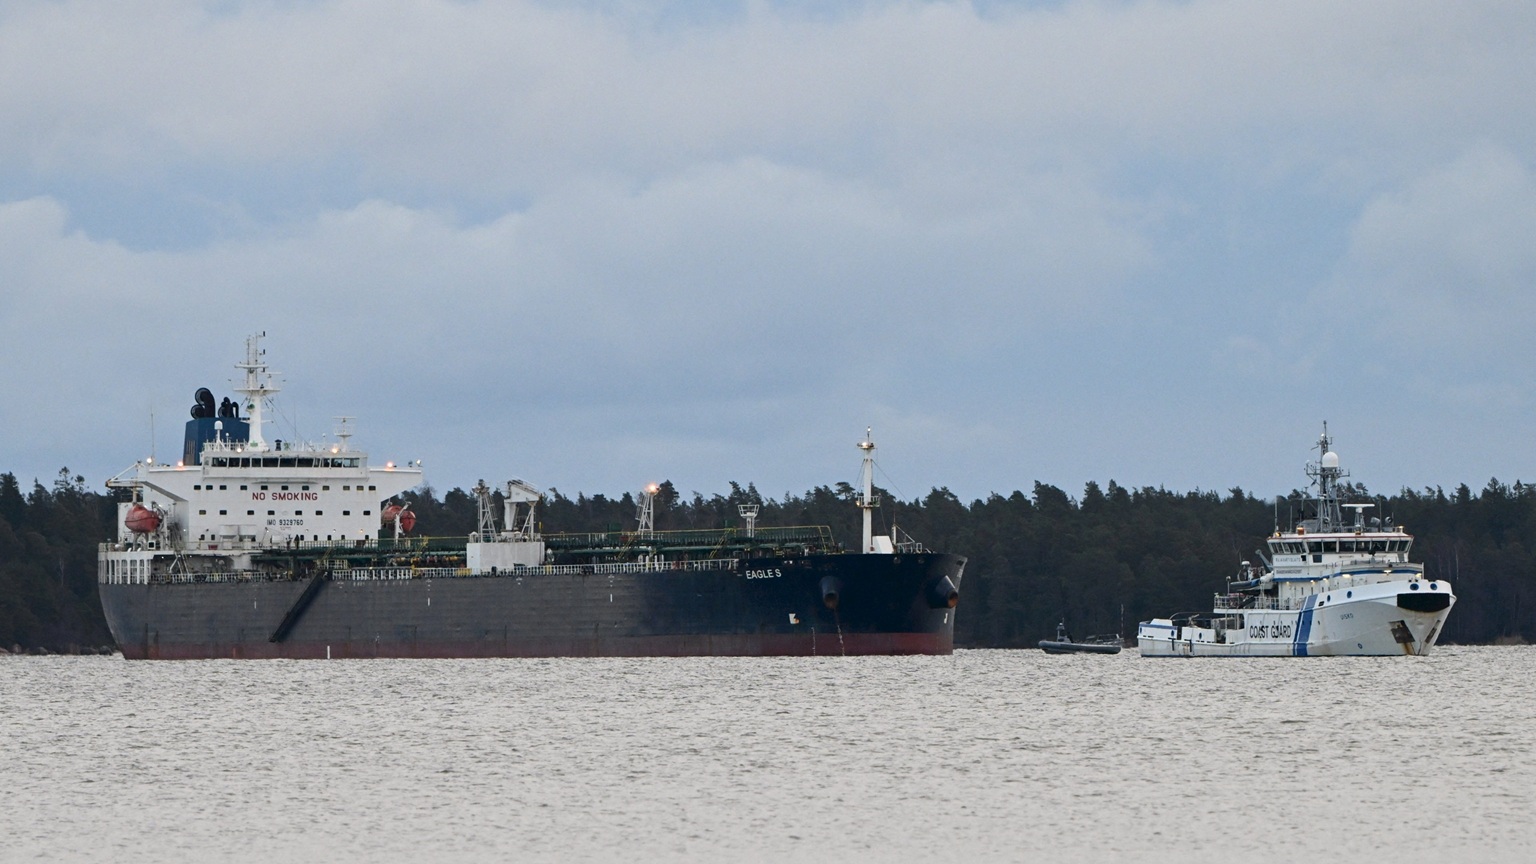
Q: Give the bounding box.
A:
[3,647,1533,862]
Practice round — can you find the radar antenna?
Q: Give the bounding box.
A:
[333,417,355,452]
[1303,421,1349,532]
[233,332,279,452]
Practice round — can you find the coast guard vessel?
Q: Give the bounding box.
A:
[97,335,965,659]
[1138,426,1454,657]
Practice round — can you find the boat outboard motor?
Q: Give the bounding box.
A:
[927,575,960,609]
[819,576,842,610]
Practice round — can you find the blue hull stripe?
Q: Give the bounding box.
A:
[1293,594,1317,657]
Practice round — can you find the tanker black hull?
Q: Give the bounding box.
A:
[99,553,965,659]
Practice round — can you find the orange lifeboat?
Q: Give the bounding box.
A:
[125,503,161,534]
[381,504,416,534]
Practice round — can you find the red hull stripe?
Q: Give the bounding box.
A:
[121,631,952,660]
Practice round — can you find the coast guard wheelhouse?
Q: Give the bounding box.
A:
[1138,426,1455,657]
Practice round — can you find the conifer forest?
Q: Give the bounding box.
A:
[3,468,1533,652]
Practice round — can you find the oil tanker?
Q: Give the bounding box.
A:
[97,335,965,658]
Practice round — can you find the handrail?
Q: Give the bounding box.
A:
[100,524,840,556]
[104,556,744,585]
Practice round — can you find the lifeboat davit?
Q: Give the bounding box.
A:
[381,504,416,534]
[125,503,161,534]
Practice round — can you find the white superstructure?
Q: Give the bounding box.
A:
[1138,426,1455,657]
[100,334,421,581]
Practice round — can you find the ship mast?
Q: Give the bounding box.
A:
[233,332,279,452]
[857,428,878,553]
[1305,421,1347,533]
[636,483,658,538]
[474,479,498,540]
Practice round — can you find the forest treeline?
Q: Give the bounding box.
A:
[3,469,1533,652]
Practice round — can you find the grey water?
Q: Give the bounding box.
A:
[3,647,1533,863]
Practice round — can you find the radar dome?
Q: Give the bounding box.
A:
[1322,451,1339,469]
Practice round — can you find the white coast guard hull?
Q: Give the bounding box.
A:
[1138,577,1454,657]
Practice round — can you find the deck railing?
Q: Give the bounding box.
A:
[103,556,743,585]
[1213,594,1301,611]
[100,525,838,557]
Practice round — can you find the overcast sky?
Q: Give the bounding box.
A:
[2,0,1534,507]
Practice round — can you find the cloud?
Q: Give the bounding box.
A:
[2,1,1535,502]
[1327,144,1536,354]
[0,143,1155,484]
[6,2,1533,195]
